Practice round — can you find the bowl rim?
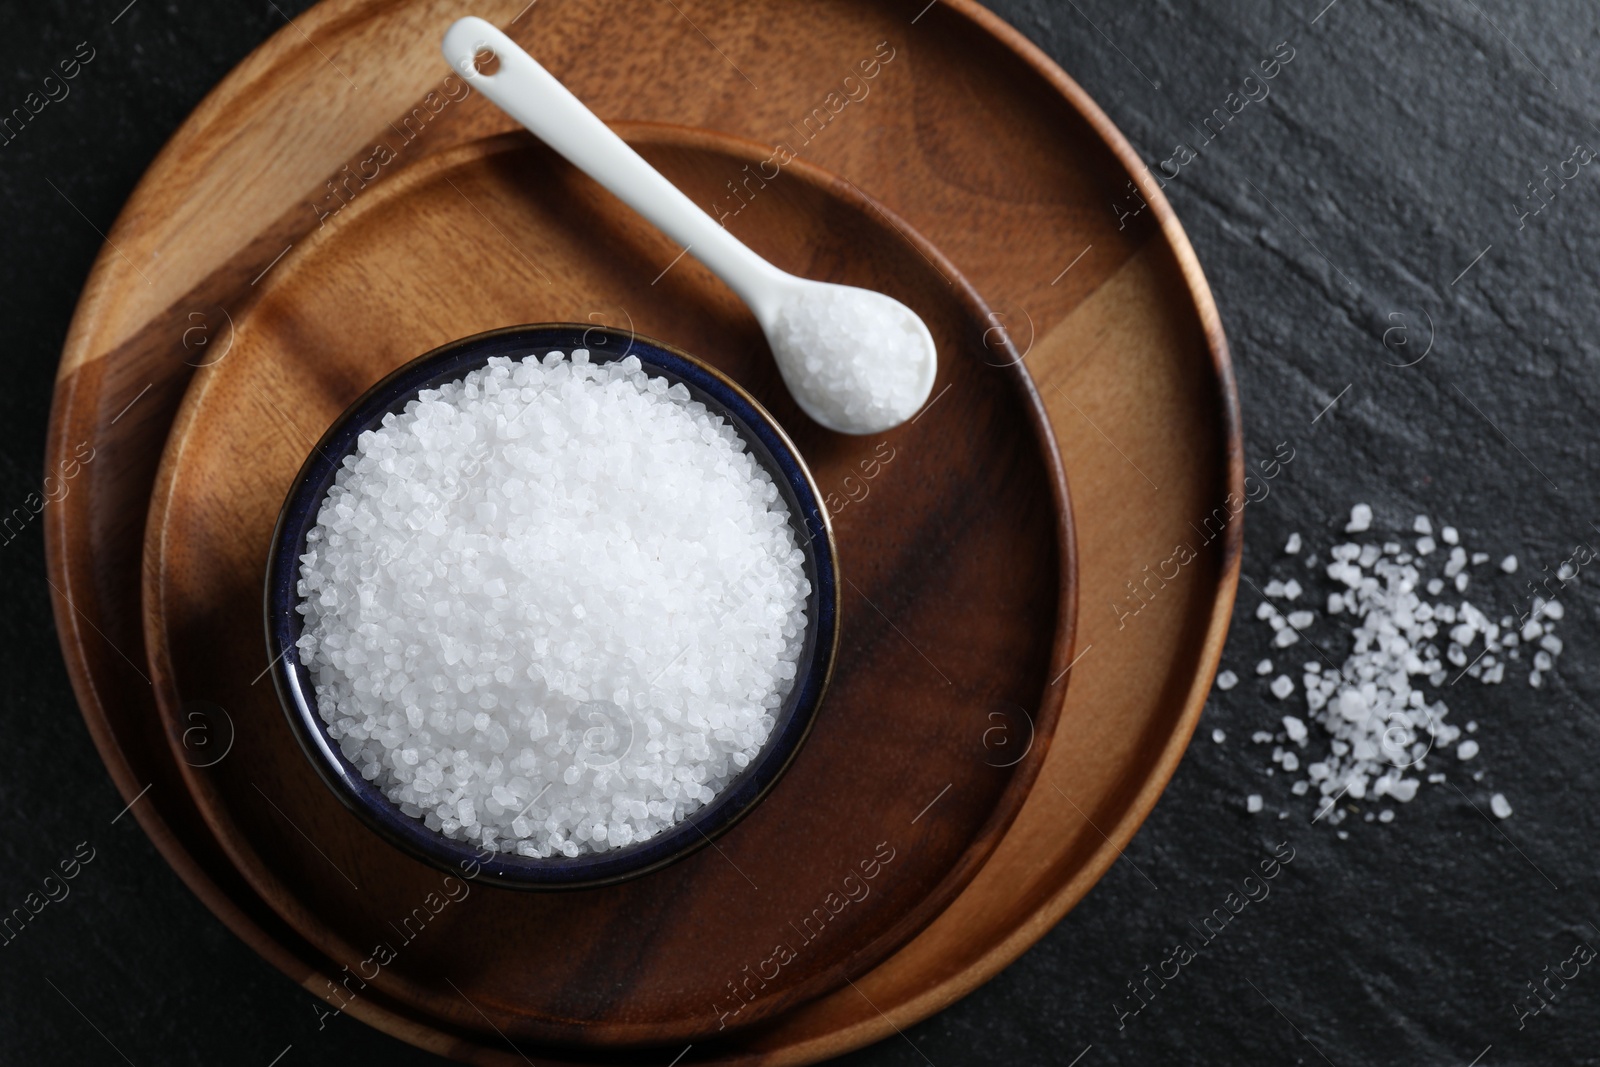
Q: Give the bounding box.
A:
[263,322,840,891]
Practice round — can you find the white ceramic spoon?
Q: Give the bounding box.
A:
[441,16,936,435]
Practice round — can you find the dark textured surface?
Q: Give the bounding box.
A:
[2,0,1595,1064]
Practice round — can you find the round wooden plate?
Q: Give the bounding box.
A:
[46,1,1241,1062]
[142,127,1074,1048]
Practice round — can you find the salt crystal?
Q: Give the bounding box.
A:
[770,287,930,433]
[1285,532,1302,554]
[1212,728,1226,743]
[1490,793,1512,818]
[1216,669,1239,690]
[1271,675,1294,699]
[1256,659,1274,675]
[1346,504,1373,533]
[1441,526,1459,545]
[1246,794,1263,813]
[1416,536,1436,556]
[1283,579,1303,600]
[296,352,810,856]
[1457,739,1479,760]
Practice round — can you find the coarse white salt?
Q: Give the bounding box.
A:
[1285,532,1302,554]
[295,352,811,857]
[1215,507,1554,830]
[1246,794,1263,813]
[1346,503,1373,533]
[1212,728,1226,743]
[1490,793,1512,818]
[770,288,927,433]
[1501,554,1518,574]
[1216,669,1238,690]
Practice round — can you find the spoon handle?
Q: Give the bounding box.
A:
[442,17,787,314]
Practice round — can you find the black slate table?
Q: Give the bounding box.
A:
[2,1,1595,1064]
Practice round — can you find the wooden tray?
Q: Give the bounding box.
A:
[143,127,1074,1047]
[46,0,1241,1062]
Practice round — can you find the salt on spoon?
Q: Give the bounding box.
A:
[441,17,937,435]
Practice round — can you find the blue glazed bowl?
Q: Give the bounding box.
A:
[264,324,839,890]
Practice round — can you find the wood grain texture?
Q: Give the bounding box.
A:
[44,0,1241,1062]
[144,128,1073,1047]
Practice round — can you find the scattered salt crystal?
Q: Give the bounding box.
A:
[1212,728,1226,743]
[1285,533,1302,554]
[1216,669,1239,690]
[1246,794,1263,813]
[1378,809,1395,823]
[1283,579,1303,600]
[1221,506,1555,830]
[1490,793,1512,819]
[1544,600,1565,620]
[1500,555,1518,573]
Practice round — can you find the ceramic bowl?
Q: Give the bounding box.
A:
[264,323,838,889]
